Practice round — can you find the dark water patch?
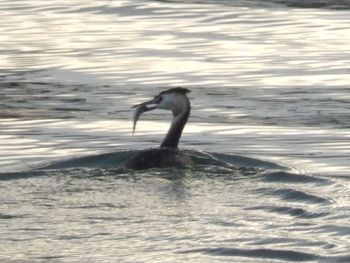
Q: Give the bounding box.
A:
[270,206,329,218]
[250,236,332,248]
[15,228,44,232]
[0,166,124,181]
[0,213,26,220]
[52,107,91,112]
[315,224,350,236]
[60,98,87,103]
[161,0,350,9]
[179,247,317,261]
[271,0,350,9]
[271,188,331,204]
[324,255,350,263]
[248,205,329,218]
[41,151,132,170]
[0,170,50,181]
[55,235,89,240]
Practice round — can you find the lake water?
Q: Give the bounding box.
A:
[1,0,350,262]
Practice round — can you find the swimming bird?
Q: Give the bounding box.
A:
[125,87,193,170]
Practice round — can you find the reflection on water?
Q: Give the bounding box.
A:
[1,160,349,262]
[1,0,350,262]
[2,0,350,87]
[0,81,349,174]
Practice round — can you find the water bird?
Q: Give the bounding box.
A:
[125,87,193,170]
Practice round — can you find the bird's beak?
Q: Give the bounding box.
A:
[132,96,161,135]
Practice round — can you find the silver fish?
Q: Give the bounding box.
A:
[132,103,148,135]
[132,95,160,135]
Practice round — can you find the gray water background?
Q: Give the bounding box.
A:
[1,0,350,262]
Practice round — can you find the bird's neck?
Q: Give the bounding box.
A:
[160,102,190,148]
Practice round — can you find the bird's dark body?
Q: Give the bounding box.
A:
[125,148,193,170]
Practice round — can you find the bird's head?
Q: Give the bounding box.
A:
[132,87,191,135]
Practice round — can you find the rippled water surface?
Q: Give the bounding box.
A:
[1,0,350,262]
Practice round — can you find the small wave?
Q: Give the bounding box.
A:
[2,150,329,187]
[40,151,132,170]
[204,152,286,170]
[0,213,26,220]
[263,0,350,9]
[179,247,317,261]
[27,149,286,171]
[166,0,350,10]
[0,150,288,180]
[271,188,331,204]
[260,171,331,184]
[247,205,329,218]
[0,170,50,181]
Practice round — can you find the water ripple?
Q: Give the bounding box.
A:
[260,171,332,184]
[179,247,317,261]
[271,188,331,204]
[248,205,329,218]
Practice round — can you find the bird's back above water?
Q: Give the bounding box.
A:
[125,148,193,170]
[125,88,193,170]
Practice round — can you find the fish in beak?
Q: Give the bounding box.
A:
[132,96,161,135]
